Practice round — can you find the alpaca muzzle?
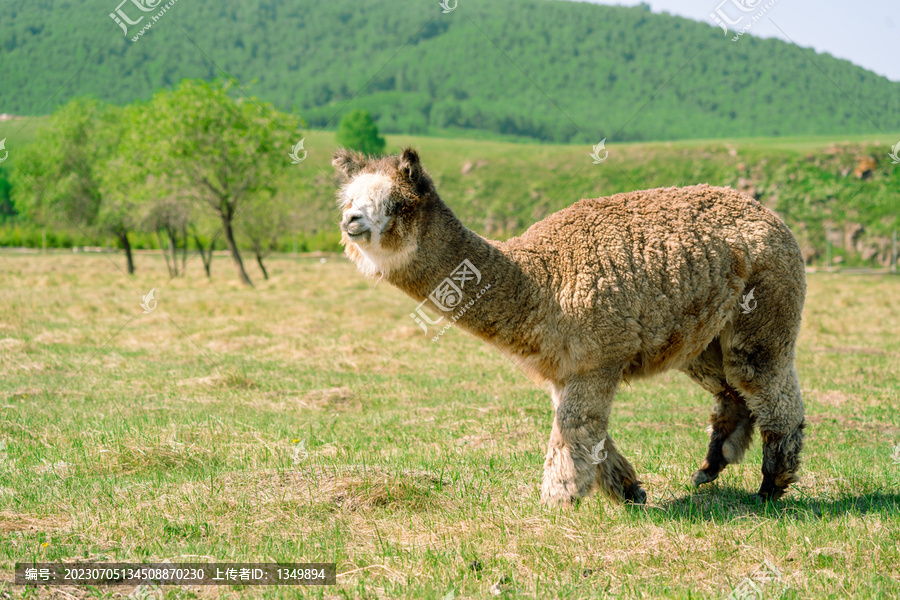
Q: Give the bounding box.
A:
[341,213,370,240]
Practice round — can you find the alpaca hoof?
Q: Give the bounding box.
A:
[753,485,786,503]
[540,494,578,508]
[691,470,717,487]
[540,484,578,508]
[623,482,647,504]
[749,493,769,505]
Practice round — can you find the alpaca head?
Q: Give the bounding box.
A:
[333,147,435,278]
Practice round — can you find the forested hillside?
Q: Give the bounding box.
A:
[1,0,898,142]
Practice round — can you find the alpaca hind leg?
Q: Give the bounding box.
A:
[692,385,754,486]
[682,339,755,486]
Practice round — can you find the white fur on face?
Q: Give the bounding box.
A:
[341,173,393,223]
[340,172,416,277]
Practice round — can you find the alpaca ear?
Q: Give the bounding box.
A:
[332,148,367,179]
[398,147,424,186]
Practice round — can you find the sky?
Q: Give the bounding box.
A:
[580,0,900,81]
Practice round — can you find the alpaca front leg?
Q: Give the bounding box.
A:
[540,417,582,505]
[743,368,806,501]
[593,433,645,504]
[756,381,805,500]
[757,422,805,500]
[540,376,644,505]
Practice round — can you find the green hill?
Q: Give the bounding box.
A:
[1,0,898,142]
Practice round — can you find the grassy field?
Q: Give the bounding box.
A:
[0,118,44,157]
[1,252,899,599]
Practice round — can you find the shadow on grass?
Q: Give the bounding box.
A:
[629,486,900,522]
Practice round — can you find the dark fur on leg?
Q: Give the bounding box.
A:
[692,384,754,486]
[593,434,646,504]
[755,421,806,501]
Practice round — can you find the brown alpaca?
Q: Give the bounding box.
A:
[333,147,807,505]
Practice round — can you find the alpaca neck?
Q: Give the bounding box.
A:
[388,198,538,344]
[387,200,494,298]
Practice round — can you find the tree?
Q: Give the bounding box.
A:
[237,180,294,280]
[94,105,144,274]
[335,109,385,155]
[103,104,194,278]
[11,98,138,273]
[94,170,141,275]
[0,167,14,222]
[189,216,221,278]
[144,194,191,278]
[126,80,301,286]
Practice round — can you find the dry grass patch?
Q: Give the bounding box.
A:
[176,368,256,389]
[238,466,454,513]
[298,386,358,411]
[0,511,69,533]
